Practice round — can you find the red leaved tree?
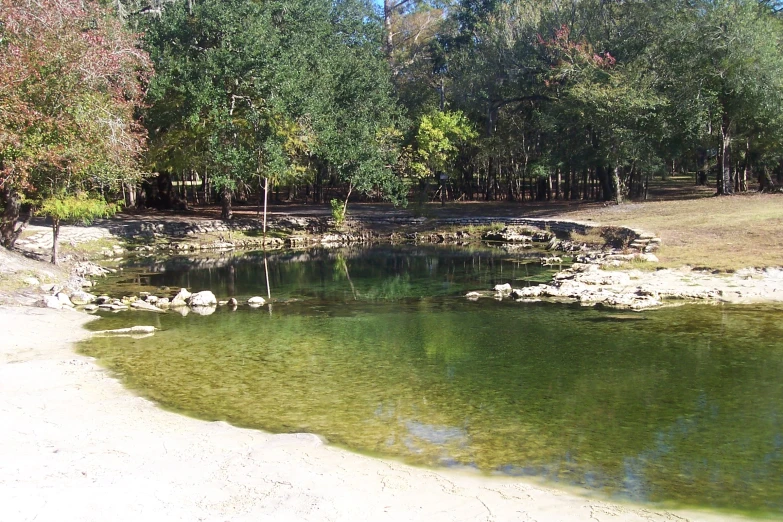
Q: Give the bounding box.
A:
[0,0,151,249]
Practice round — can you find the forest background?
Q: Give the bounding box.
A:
[3,0,783,255]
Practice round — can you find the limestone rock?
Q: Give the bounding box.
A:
[23,277,40,286]
[247,296,266,305]
[174,288,192,302]
[227,298,238,306]
[189,291,217,307]
[190,305,216,316]
[69,290,97,306]
[43,295,62,310]
[493,283,512,294]
[131,300,165,313]
[56,292,74,308]
[83,304,98,312]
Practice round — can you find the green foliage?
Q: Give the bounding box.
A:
[330,198,347,228]
[410,110,477,181]
[39,195,121,224]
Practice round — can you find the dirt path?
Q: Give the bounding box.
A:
[0,306,753,522]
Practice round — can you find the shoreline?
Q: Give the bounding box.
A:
[0,305,761,521]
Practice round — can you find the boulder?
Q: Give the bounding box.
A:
[69,290,97,305]
[23,277,40,286]
[227,298,238,306]
[174,288,192,302]
[170,297,188,308]
[247,296,266,306]
[131,300,165,313]
[190,305,216,316]
[43,295,62,310]
[189,291,217,307]
[56,292,74,307]
[83,304,98,312]
[493,283,512,294]
[145,295,159,304]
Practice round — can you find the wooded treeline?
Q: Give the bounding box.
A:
[3,0,783,246]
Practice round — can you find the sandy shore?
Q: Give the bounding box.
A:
[0,306,755,522]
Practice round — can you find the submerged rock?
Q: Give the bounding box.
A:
[131,300,165,313]
[247,296,266,306]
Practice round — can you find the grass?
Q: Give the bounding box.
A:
[557,193,783,271]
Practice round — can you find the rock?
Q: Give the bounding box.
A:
[56,292,74,308]
[170,297,188,308]
[227,298,238,306]
[43,295,62,310]
[83,304,98,312]
[96,295,111,305]
[131,300,165,313]
[40,283,58,293]
[110,304,128,311]
[145,295,159,304]
[156,298,170,309]
[465,291,482,299]
[541,256,562,266]
[493,283,512,294]
[69,290,97,305]
[218,300,228,306]
[174,288,192,302]
[637,253,659,263]
[94,326,156,335]
[189,291,217,307]
[512,286,544,299]
[190,305,216,316]
[483,227,532,243]
[23,277,40,286]
[247,296,266,305]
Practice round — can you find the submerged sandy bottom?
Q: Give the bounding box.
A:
[0,306,750,522]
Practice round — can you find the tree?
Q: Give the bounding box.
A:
[40,195,120,264]
[0,0,150,250]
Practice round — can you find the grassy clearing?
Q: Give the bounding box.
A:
[557,193,783,271]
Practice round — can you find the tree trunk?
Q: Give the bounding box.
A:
[51,218,60,265]
[384,0,395,57]
[221,188,233,220]
[1,187,23,248]
[717,116,732,195]
[612,166,623,204]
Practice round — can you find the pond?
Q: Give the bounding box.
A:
[82,245,783,517]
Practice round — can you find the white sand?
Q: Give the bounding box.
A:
[0,306,752,522]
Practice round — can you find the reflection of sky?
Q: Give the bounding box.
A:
[406,420,468,446]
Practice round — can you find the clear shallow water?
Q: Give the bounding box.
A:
[82,246,783,515]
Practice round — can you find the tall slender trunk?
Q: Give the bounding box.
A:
[262,177,269,242]
[717,115,732,195]
[384,0,394,57]
[612,166,623,204]
[51,219,60,265]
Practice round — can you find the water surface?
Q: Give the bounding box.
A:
[82,245,783,516]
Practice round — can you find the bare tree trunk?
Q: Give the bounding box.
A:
[263,177,269,242]
[51,219,60,265]
[612,166,623,204]
[717,116,732,195]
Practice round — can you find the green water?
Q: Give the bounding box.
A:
[82,245,783,515]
